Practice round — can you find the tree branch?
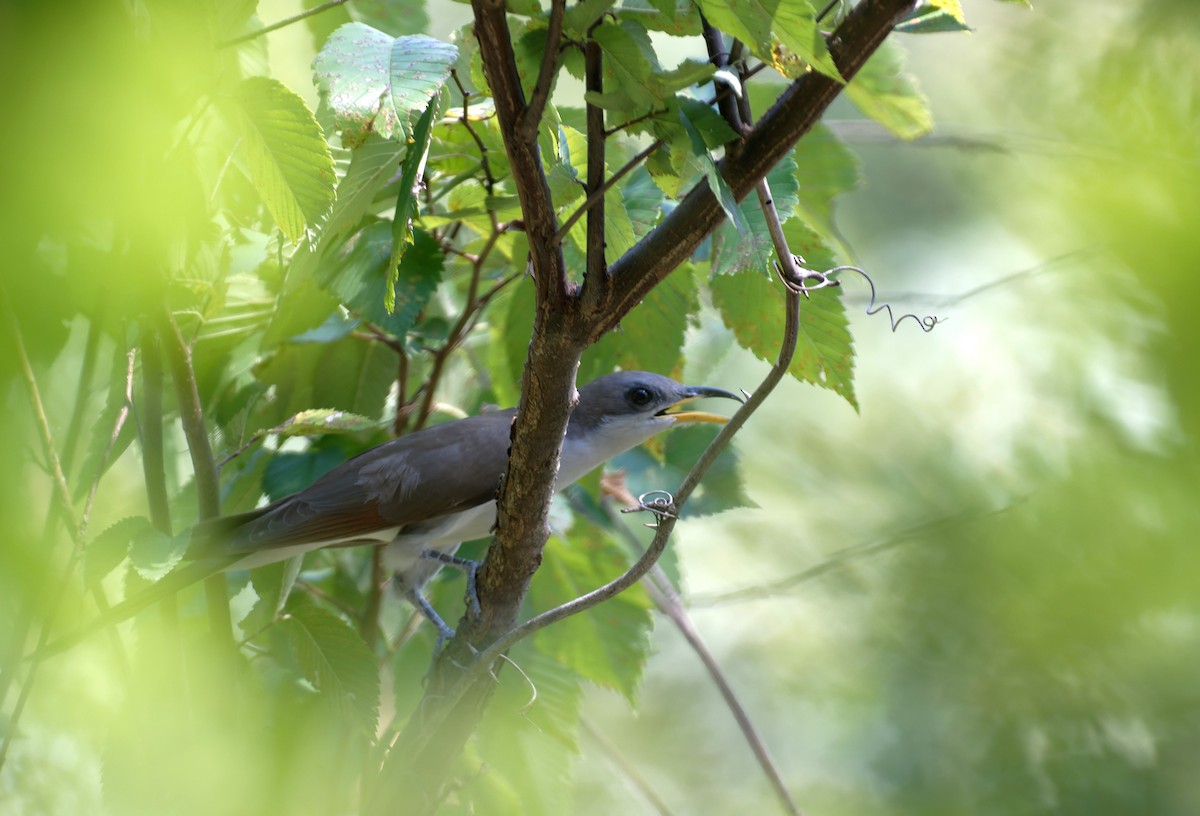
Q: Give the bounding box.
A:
[470,0,569,306]
[585,0,918,341]
[584,34,607,286]
[520,0,566,140]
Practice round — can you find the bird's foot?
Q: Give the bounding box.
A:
[419,549,482,620]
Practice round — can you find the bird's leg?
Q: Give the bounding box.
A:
[400,584,457,645]
[418,549,482,620]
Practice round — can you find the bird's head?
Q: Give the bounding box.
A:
[568,371,743,455]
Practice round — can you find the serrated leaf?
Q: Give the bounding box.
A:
[226,77,335,243]
[896,6,972,34]
[710,155,800,276]
[675,97,738,149]
[679,104,747,234]
[254,335,395,428]
[318,223,443,335]
[282,597,380,730]
[696,0,842,81]
[527,533,653,702]
[711,226,857,407]
[580,264,696,382]
[845,40,932,140]
[129,528,190,582]
[387,96,439,310]
[615,0,702,36]
[275,408,380,436]
[85,517,153,585]
[313,24,457,148]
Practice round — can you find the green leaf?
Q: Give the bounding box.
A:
[527,533,653,702]
[711,225,857,407]
[262,437,359,501]
[695,0,842,81]
[679,104,747,234]
[710,154,799,276]
[85,516,153,585]
[614,0,702,35]
[313,23,457,148]
[351,0,431,37]
[226,77,336,244]
[281,596,380,730]
[129,528,190,583]
[388,96,440,311]
[275,408,380,437]
[580,264,697,382]
[474,648,582,814]
[791,123,863,246]
[318,222,443,336]
[675,97,737,149]
[896,6,972,34]
[845,41,933,140]
[254,334,396,427]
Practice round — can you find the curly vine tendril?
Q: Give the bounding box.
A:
[776,260,942,333]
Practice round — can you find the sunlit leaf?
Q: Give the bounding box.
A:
[711,225,857,407]
[695,0,841,80]
[845,40,933,140]
[896,5,972,34]
[275,409,380,436]
[226,77,336,243]
[387,96,439,311]
[313,23,457,148]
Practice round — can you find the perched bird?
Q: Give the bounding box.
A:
[46,370,741,652]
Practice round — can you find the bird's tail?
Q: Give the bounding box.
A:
[28,557,237,663]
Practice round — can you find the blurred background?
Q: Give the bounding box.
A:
[2,1,1198,814]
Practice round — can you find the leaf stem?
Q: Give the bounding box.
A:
[217,0,351,48]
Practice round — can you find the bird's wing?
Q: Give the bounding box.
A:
[190,411,515,558]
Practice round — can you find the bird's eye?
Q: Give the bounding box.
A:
[627,386,654,407]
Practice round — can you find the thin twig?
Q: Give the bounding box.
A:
[555,140,662,245]
[60,308,104,477]
[0,300,85,770]
[582,718,678,816]
[585,33,607,280]
[600,496,800,816]
[217,0,351,48]
[521,0,566,139]
[160,307,232,645]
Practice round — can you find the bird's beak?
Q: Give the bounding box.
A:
[657,385,744,425]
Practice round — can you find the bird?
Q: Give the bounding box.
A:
[43,370,742,654]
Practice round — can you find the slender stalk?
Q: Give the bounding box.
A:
[217,0,351,48]
[597,494,801,816]
[585,35,606,281]
[60,309,104,477]
[159,308,231,645]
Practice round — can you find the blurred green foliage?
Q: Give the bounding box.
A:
[2,0,1197,815]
